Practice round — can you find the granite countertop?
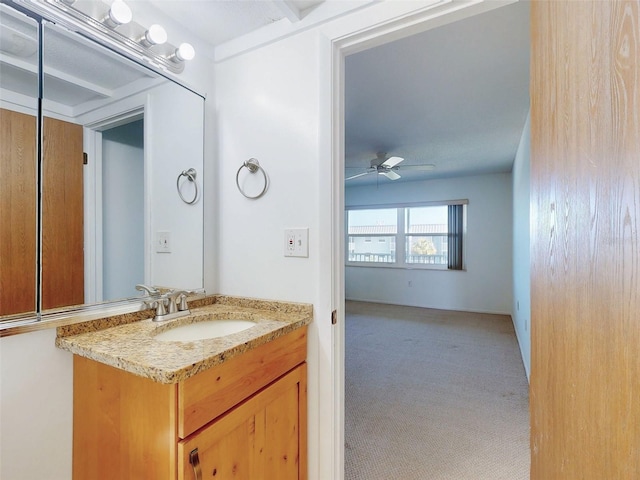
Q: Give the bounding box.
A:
[55,295,312,384]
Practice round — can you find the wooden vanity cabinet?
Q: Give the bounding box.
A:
[73,327,307,480]
[178,364,306,480]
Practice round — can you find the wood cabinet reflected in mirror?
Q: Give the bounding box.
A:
[0,110,85,315]
[0,4,205,321]
[42,116,84,310]
[0,108,37,316]
[0,3,39,317]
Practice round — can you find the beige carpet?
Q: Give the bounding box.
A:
[345,301,530,480]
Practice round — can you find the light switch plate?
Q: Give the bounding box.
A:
[156,231,171,253]
[284,228,308,257]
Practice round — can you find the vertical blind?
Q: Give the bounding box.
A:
[447,204,464,270]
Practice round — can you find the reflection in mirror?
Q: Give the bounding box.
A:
[101,119,144,300]
[0,2,205,322]
[41,21,205,312]
[0,4,39,317]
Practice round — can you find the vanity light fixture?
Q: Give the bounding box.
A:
[28,0,194,74]
[140,24,167,47]
[102,0,132,29]
[169,42,195,62]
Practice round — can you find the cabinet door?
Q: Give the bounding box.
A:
[42,116,84,310]
[178,364,307,480]
[0,108,37,316]
[73,356,177,480]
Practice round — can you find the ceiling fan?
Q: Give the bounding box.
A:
[345,152,435,181]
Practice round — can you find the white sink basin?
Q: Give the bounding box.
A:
[154,319,257,342]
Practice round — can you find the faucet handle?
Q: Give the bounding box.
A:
[143,298,168,316]
[165,290,189,313]
[177,293,189,311]
[156,297,168,316]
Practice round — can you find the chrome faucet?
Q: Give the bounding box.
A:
[142,287,192,322]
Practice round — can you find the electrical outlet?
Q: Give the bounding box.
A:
[156,231,171,253]
[284,228,309,257]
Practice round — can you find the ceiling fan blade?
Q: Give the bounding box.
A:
[346,171,371,180]
[381,156,404,168]
[381,170,401,180]
[399,164,435,171]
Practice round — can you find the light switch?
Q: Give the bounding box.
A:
[284,228,308,257]
[156,231,171,253]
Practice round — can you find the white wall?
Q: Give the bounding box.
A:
[512,112,531,379]
[345,173,513,314]
[0,329,73,480]
[215,26,325,477]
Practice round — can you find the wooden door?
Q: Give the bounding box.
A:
[531,1,640,477]
[0,108,37,316]
[42,116,84,310]
[178,364,307,480]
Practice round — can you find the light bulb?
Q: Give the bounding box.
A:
[104,1,132,28]
[143,24,167,46]
[175,43,195,61]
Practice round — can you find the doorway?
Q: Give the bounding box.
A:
[101,119,145,301]
[84,110,146,304]
[330,1,530,478]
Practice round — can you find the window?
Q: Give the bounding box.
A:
[405,205,448,265]
[346,202,466,269]
[347,208,396,264]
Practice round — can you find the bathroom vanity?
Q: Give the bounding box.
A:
[57,296,311,479]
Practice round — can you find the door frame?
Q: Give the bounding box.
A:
[324,1,520,477]
[83,108,145,303]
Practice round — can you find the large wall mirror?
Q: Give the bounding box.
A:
[0,3,205,322]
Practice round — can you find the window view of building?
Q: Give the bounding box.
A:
[347,204,464,269]
[347,208,397,263]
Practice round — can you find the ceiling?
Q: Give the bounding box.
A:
[138,0,327,48]
[344,1,530,186]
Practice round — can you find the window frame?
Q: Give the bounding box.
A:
[345,200,467,270]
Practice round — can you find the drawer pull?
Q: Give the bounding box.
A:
[189,448,202,480]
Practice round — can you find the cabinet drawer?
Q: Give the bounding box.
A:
[178,326,307,438]
[178,364,307,480]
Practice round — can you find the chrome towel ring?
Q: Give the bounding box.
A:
[177,168,198,204]
[236,158,268,199]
